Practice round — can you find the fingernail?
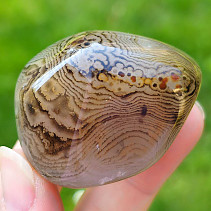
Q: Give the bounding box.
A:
[0,147,35,211]
[72,189,85,205]
[13,141,22,150]
[195,101,205,120]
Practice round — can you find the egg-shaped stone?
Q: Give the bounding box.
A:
[15,31,201,188]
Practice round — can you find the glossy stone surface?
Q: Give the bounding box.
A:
[15,31,201,188]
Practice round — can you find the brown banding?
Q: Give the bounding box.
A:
[15,30,201,188]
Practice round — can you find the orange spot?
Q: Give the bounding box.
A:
[171,73,180,81]
[98,73,108,82]
[144,78,151,85]
[163,77,168,83]
[159,77,168,90]
[176,84,182,89]
[131,76,136,82]
[159,83,167,90]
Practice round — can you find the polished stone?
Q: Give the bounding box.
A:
[15,31,201,188]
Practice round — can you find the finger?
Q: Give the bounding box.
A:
[75,103,204,211]
[13,141,63,192]
[13,141,21,150]
[0,146,64,211]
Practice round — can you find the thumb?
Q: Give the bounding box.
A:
[0,145,64,211]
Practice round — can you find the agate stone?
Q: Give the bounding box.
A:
[15,31,201,188]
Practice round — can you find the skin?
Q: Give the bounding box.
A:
[0,103,204,211]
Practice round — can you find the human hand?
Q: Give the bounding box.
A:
[0,103,204,211]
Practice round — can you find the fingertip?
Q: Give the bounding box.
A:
[175,102,204,152]
[195,101,205,121]
[0,146,35,211]
[13,141,21,150]
[0,144,64,211]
